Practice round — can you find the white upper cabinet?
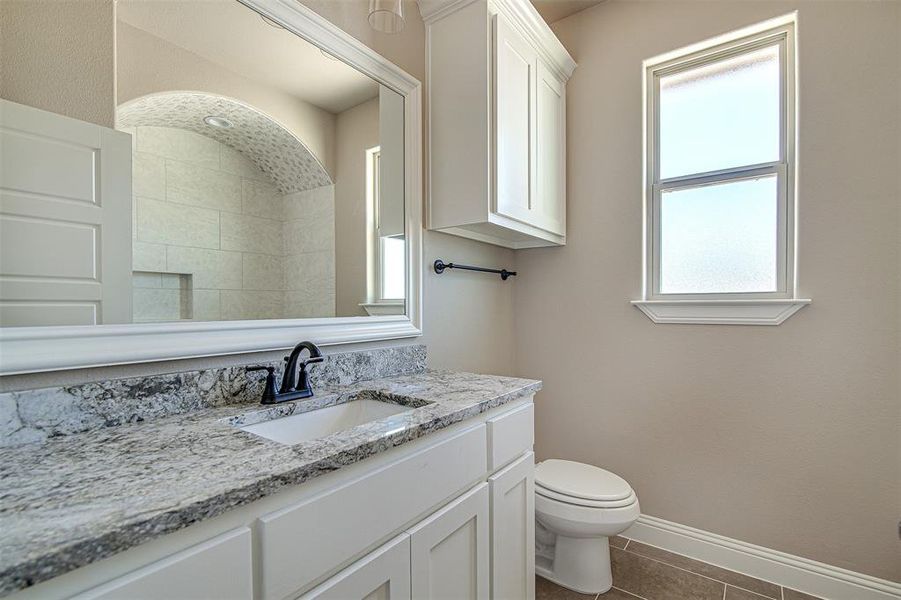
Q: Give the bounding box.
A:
[419,0,575,249]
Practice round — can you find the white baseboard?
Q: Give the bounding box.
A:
[622,515,901,600]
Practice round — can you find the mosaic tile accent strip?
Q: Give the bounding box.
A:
[118,92,332,194]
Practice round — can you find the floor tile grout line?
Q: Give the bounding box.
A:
[615,546,770,598]
[726,583,782,600]
[616,544,781,599]
[611,586,651,600]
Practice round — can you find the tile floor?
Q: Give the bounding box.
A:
[536,535,824,600]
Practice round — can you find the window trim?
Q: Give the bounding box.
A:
[362,146,405,315]
[634,13,810,325]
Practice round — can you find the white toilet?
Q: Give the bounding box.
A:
[534,459,640,594]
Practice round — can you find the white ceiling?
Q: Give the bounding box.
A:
[530,0,607,23]
[117,0,379,114]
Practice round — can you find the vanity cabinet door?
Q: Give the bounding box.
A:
[409,483,490,600]
[298,535,411,600]
[489,452,535,600]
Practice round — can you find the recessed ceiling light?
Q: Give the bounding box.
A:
[203,115,233,129]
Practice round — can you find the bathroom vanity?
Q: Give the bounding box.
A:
[0,0,541,597]
[0,357,540,600]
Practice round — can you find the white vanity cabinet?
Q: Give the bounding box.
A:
[27,398,535,600]
[420,0,575,249]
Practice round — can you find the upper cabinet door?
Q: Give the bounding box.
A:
[410,483,490,600]
[534,61,566,236]
[493,13,536,227]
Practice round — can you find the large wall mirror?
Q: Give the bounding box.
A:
[0,0,422,374]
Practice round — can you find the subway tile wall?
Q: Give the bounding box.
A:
[121,125,335,322]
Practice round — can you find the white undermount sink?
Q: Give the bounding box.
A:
[239,397,416,445]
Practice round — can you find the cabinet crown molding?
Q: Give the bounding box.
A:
[417,0,576,79]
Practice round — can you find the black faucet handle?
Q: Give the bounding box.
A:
[246,365,278,404]
[301,355,324,366]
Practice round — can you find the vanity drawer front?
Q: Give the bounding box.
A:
[75,528,252,600]
[486,401,534,471]
[259,424,488,600]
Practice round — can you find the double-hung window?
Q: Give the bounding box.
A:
[362,146,405,316]
[634,15,809,325]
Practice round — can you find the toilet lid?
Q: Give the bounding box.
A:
[535,459,633,502]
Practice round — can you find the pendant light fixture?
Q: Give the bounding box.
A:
[368,0,404,34]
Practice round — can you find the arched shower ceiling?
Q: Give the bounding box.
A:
[117,91,332,194]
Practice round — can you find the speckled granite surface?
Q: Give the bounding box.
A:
[0,345,426,447]
[0,369,540,596]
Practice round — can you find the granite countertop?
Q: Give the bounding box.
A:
[0,370,541,596]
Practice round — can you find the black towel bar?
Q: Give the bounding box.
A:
[433,259,516,281]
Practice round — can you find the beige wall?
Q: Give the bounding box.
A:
[0,0,116,128]
[116,22,337,177]
[514,0,901,581]
[334,97,379,317]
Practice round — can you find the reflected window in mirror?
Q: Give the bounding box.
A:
[364,146,405,316]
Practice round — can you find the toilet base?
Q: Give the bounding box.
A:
[536,534,612,594]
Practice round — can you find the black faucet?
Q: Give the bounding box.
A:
[246,341,324,404]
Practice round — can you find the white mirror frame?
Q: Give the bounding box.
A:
[0,0,423,375]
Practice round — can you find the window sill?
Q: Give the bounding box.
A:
[360,301,405,317]
[631,298,811,325]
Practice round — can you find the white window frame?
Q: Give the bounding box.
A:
[633,13,810,325]
[361,146,405,316]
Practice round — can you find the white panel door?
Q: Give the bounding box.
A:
[493,13,536,226]
[299,534,411,600]
[74,528,253,600]
[409,483,490,600]
[0,99,132,326]
[489,452,535,600]
[534,61,566,236]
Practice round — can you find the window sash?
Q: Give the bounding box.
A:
[378,236,405,300]
[651,164,788,299]
[644,22,796,301]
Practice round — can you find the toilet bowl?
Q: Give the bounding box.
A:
[534,460,640,594]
